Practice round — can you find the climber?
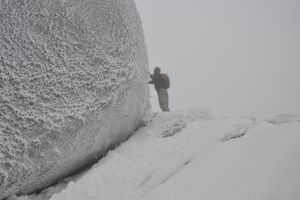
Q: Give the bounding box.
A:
[148,67,170,112]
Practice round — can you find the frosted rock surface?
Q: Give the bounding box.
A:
[0,0,149,198]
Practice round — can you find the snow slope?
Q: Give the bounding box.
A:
[9,108,300,200]
[0,0,149,198]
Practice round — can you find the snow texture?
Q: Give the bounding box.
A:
[265,114,300,125]
[8,108,300,200]
[0,0,149,198]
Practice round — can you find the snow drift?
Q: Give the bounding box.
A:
[0,0,149,198]
[9,108,300,200]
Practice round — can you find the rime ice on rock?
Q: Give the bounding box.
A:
[0,0,149,198]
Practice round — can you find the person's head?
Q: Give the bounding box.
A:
[154,67,161,74]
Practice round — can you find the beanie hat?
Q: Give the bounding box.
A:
[154,67,161,74]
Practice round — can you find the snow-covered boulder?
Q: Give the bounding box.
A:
[145,107,215,137]
[0,0,149,198]
[265,114,300,125]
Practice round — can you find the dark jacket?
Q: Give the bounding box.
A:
[149,73,164,91]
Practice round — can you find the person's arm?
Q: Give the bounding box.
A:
[148,72,154,84]
[149,72,154,80]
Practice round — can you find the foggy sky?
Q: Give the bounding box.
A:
[134,0,300,119]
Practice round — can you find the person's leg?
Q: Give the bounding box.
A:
[158,88,170,112]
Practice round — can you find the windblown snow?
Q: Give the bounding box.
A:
[8,108,300,200]
[0,0,149,198]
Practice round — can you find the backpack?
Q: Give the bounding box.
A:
[161,73,170,89]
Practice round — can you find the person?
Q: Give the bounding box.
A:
[148,67,170,112]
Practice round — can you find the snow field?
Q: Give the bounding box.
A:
[9,108,300,200]
[142,122,300,200]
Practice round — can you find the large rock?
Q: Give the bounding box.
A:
[0,0,149,198]
[265,114,300,125]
